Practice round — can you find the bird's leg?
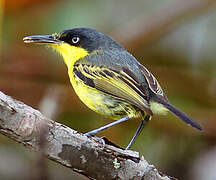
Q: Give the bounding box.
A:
[125,115,150,150]
[85,116,130,136]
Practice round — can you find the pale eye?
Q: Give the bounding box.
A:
[71,36,80,44]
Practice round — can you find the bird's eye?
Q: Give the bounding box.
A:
[71,36,80,44]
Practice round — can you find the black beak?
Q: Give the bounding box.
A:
[23,35,61,44]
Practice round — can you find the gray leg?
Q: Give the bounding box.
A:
[85,116,130,136]
[125,115,150,150]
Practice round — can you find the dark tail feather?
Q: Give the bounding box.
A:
[152,96,202,131]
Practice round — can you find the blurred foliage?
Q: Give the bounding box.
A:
[0,0,216,180]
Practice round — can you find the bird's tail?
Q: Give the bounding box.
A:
[151,95,202,131]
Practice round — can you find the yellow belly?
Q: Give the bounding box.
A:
[69,72,141,119]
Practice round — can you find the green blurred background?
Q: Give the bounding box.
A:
[0,0,216,179]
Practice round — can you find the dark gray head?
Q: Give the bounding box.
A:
[58,28,124,52]
[23,28,125,53]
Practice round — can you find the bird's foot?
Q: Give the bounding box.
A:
[85,133,106,148]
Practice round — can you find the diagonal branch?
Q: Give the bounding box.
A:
[0,90,172,180]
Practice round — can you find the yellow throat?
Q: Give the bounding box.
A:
[49,43,89,67]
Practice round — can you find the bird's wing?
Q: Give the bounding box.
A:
[137,64,167,99]
[73,63,153,115]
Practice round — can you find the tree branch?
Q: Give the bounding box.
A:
[0,91,172,180]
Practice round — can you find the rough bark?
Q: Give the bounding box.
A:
[0,91,172,180]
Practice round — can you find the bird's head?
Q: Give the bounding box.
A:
[23,28,122,67]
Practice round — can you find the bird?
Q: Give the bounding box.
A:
[23,28,202,150]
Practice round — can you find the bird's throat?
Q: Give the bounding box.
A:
[49,43,89,67]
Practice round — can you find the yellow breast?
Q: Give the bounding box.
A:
[49,42,94,108]
[70,77,110,116]
[49,42,113,115]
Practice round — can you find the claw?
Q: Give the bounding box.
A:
[85,134,106,148]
